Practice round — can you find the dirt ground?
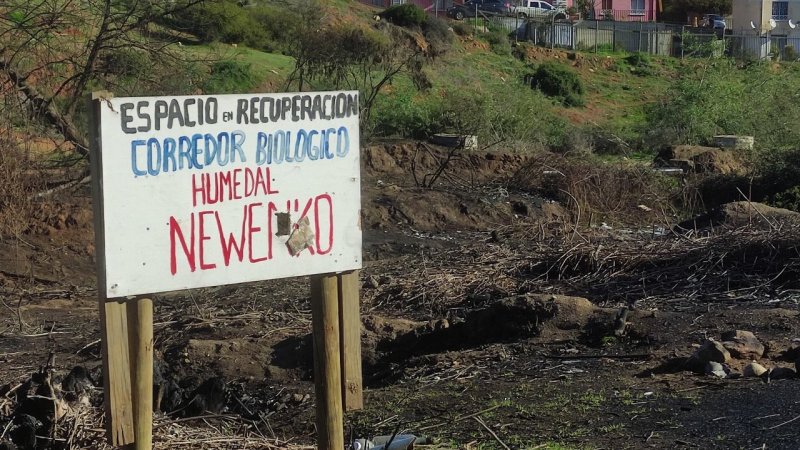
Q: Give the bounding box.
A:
[1,141,800,450]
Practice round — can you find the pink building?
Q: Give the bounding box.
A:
[579,0,659,21]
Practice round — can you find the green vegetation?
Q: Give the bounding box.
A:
[451,21,473,36]
[527,62,586,107]
[485,30,512,56]
[379,3,427,27]
[203,60,258,94]
[646,61,800,156]
[625,52,655,76]
[4,0,800,219]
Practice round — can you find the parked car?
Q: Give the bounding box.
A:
[447,0,513,20]
[701,14,727,29]
[512,0,564,19]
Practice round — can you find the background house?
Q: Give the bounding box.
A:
[583,0,659,21]
[731,0,800,34]
[730,0,800,58]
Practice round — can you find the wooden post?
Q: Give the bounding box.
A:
[310,274,344,450]
[89,92,136,447]
[100,301,135,446]
[338,271,363,411]
[127,298,154,450]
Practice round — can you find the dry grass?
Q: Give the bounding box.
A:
[510,153,677,226]
[364,224,800,316]
[0,137,40,239]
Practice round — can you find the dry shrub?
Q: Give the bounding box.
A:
[0,138,39,238]
[511,152,676,225]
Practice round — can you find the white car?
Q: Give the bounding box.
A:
[512,0,565,18]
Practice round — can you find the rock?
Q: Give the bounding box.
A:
[782,343,800,362]
[743,362,768,377]
[713,135,754,150]
[687,339,731,371]
[291,393,304,403]
[721,330,765,360]
[767,367,796,380]
[705,361,728,378]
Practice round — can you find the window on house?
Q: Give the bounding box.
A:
[773,1,789,20]
[601,0,612,10]
[631,0,645,14]
[391,0,406,5]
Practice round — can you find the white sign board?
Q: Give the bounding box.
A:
[94,91,362,298]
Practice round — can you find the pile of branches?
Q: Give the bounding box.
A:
[364,224,800,316]
[0,363,311,450]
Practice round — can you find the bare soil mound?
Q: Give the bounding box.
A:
[361,142,569,233]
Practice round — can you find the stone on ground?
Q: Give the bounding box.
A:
[721,330,765,360]
[743,361,768,377]
[688,339,731,372]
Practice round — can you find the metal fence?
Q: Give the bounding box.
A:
[584,9,657,22]
[483,16,800,60]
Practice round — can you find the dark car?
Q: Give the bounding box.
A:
[701,14,727,29]
[447,0,513,20]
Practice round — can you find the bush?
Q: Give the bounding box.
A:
[625,52,655,76]
[248,4,306,53]
[772,185,800,212]
[645,61,800,152]
[527,62,585,107]
[486,31,511,56]
[167,0,268,46]
[452,21,472,36]
[785,45,799,61]
[202,60,257,94]
[101,49,151,77]
[625,51,651,67]
[370,83,567,146]
[422,16,453,56]
[380,4,427,27]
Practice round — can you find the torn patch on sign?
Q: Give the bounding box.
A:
[286,217,315,256]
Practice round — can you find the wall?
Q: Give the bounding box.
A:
[731,0,776,34]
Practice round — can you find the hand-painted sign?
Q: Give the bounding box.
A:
[95,92,362,297]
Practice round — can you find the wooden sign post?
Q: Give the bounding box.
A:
[89,90,363,449]
[338,270,363,411]
[127,297,154,450]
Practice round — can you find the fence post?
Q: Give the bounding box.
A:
[474,3,478,35]
[595,20,598,53]
[681,25,685,59]
[612,20,616,52]
[638,21,643,52]
[655,24,659,55]
[572,24,576,50]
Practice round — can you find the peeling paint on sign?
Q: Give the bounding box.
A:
[286,217,315,256]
